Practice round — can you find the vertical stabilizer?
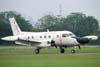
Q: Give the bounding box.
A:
[9,17,21,35]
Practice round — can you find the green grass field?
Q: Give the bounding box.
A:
[0,46,100,67]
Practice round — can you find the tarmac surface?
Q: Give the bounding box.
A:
[0,52,100,55]
[0,46,100,55]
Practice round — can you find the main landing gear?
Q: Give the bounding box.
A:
[59,46,77,54]
[34,47,77,54]
[60,48,76,54]
[60,47,65,53]
[35,48,41,54]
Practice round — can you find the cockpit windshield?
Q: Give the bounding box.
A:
[62,33,75,37]
[62,34,69,37]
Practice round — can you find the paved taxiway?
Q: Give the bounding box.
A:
[0,52,100,55]
[0,46,100,55]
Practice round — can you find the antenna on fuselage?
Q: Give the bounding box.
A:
[57,4,62,18]
[47,29,49,32]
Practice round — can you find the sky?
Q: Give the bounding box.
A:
[0,0,100,24]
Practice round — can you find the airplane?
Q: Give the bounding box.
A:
[1,17,98,54]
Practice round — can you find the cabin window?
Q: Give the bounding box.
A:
[44,36,46,38]
[57,35,59,38]
[48,35,51,38]
[28,36,30,39]
[62,34,68,37]
[69,33,73,36]
[32,36,34,39]
[40,36,42,38]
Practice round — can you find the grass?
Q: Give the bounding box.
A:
[0,46,100,67]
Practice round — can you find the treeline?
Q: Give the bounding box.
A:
[36,13,100,45]
[0,11,100,45]
[0,11,33,45]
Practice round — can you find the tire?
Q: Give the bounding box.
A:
[60,48,65,53]
[71,49,75,53]
[35,49,40,54]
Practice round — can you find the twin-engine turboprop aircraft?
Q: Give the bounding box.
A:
[1,18,98,54]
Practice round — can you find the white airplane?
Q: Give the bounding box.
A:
[1,17,98,54]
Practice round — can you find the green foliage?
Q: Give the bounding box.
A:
[0,11,33,45]
[0,46,100,67]
[0,11,99,45]
[8,11,33,31]
[38,12,99,37]
[38,15,58,31]
[37,12,100,45]
[63,13,99,36]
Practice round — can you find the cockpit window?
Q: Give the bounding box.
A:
[69,33,72,36]
[62,34,68,37]
[69,33,76,37]
[62,33,74,37]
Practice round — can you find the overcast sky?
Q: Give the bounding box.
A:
[0,0,100,23]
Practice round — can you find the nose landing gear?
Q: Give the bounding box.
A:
[71,49,75,53]
[35,48,41,54]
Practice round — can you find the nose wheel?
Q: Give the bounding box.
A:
[71,49,75,53]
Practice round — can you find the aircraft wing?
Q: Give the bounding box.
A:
[17,38,51,47]
[18,38,41,43]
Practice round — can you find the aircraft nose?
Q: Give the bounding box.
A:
[74,37,90,44]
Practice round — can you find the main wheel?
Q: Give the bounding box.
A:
[60,48,65,53]
[35,49,40,54]
[71,49,75,53]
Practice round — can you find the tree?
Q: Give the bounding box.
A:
[38,15,58,31]
[62,12,99,36]
[37,12,99,37]
[37,13,100,45]
[0,11,33,45]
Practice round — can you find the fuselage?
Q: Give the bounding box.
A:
[1,17,98,48]
[20,31,79,45]
[1,17,98,54]
[2,30,80,47]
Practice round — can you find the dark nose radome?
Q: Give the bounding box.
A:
[75,37,90,44]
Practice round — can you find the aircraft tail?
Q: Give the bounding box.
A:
[9,17,21,36]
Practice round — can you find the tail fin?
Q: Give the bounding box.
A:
[9,17,21,35]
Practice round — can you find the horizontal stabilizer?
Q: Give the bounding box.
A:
[1,36,18,41]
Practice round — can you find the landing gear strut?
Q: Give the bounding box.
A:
[60,47,65,53]
[35,48,41,54]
